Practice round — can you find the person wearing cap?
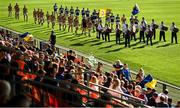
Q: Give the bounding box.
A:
[147,92,158,107]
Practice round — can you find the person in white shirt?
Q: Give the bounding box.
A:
[108,79,123,98]
[156,89,169,103]
[139,21,146,43]
[122,21,127,38]
[170,22,178,44]
[159,21,166,42]
[150,19,157,40]
[97,21,103,39]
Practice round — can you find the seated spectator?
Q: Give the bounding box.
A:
[96,62,103,74]
[157,95,169,107]
[168,98,172,107]
[94,92,112,107]
[133,85,146,100]
[62,79,83,107]
[89,76,99,91]
[34,64,46,82]
[156,89,169,103]
[125,84,133,96]
[147,92,158,107]
[175,101,180,107]
[0,80,11,106]
[102,76,112,92]
[108,79,123,98]
[120,80,127,93]
[7,93,31,107]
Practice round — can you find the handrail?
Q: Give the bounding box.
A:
[88,81,145,103]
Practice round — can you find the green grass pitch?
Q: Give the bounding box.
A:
[0,0,180,86]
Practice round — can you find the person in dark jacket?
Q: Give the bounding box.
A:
[147,92,158,107]
[49,31,56,47]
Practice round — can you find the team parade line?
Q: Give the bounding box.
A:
[8,3,179,48]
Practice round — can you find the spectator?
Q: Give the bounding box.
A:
[120,80,127,93]
[108,79,123,97]
[102,76,112,92]
[7,93,31,107]
[168,98,173,107]
[62,79,83,107]
[94,92,112,107]
[147,92,158,107]
[125,84,133,95]
[175,101,180,107]
[0,80,11,106]
[156,89,169,103]
[157,95,169,107]
[122,63,132,81]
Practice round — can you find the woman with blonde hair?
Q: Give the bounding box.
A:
[108,79,123,98]
[89,76,99,99]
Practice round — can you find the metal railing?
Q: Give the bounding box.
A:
[0,26,180,104]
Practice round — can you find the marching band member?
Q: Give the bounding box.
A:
[125,24,131,47]
[159,21,167,42]
[170,22,178,44]
[116,14,120,28]
[115,25,122,44]
[139,21,146,43]
[150,19,158,40]
[110,13,115,30]
[104,23,111,42]
[46,11,51,28]
[145,25,153,46]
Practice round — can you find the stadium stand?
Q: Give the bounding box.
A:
[0,27,180,107]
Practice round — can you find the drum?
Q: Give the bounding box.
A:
[133,25,136,33]
[162,26,168,31]
[174,28,179,33]
[154,24,159,29]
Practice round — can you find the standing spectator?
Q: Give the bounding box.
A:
[122,63,132,81]
[49,31,56,47]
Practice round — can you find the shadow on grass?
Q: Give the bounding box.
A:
[70,43,84,46]
[132,44,146,49]
[99,43,117,49]
[91,41,104,46]
[131,41,140,47]
[156,43,171,48]
[68,36,87,41]
[105,47,125,53]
